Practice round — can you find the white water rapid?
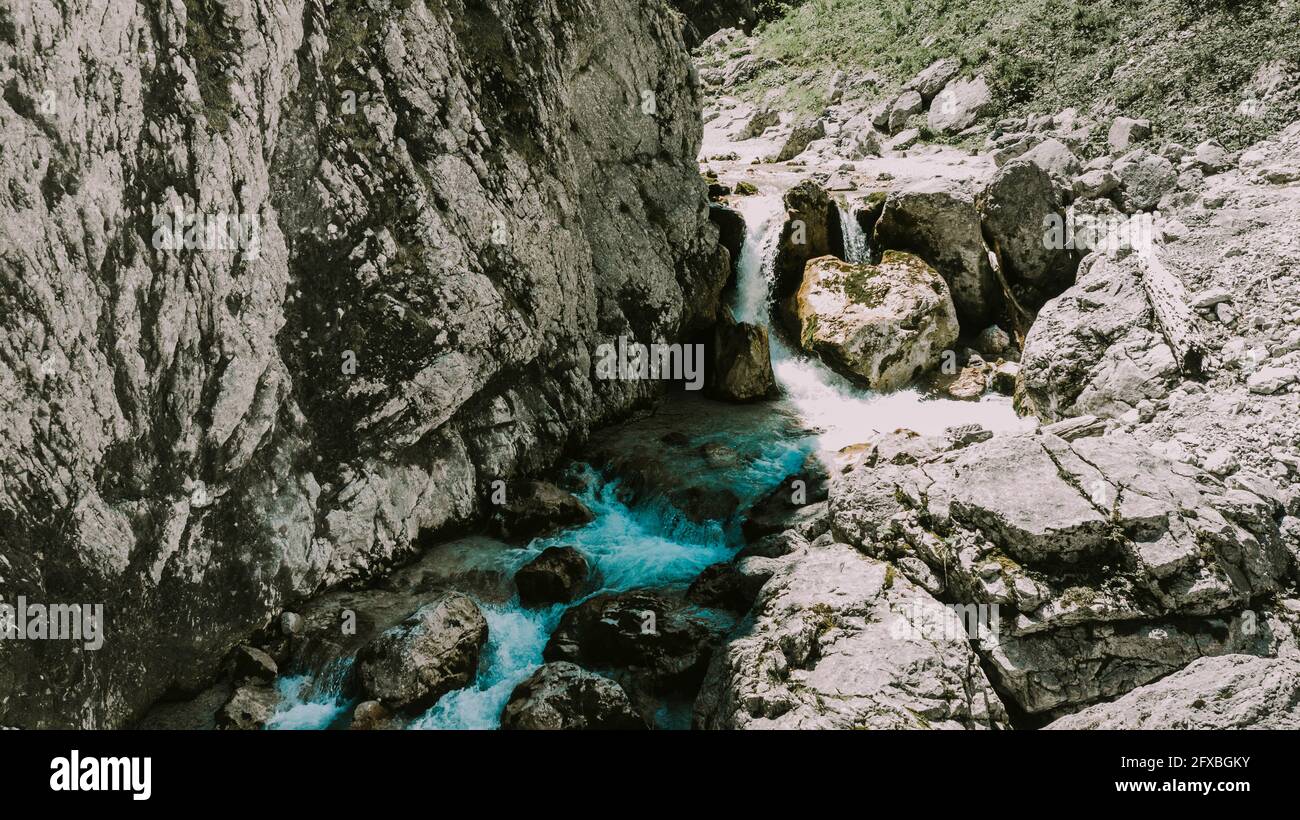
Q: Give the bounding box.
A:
[733,187,1032,452]
[264,183,1032,732]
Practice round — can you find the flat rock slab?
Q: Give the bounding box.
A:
[1046,654,1300,729]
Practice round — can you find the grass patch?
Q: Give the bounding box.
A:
[184,0,239,132]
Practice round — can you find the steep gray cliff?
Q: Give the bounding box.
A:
[0,0,727,728]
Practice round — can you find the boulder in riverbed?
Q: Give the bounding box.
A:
[740,453,831,540]
[795,253,960,390]
[735,107,780,140]
[350,700,396,730]
[543,590,721,694]
[515,546,591,607]
[215,685,281,730]
[500,662,647,730]
[356,593,489,711]
[494,481,595,542]
[774,116,826,162]
[708,311,776,402]
[872,177,1002,329]
[709,203,745,276]
[773,180,843,330]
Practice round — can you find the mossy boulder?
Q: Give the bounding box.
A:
[795,252,959,390]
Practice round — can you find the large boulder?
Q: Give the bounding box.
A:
[1193,139,1232,173]
[543,590,721,694]
[709,203,745,276]
[886,89,924,134]
[978,157,1082,316]
[1017,252,1177,421]
[1046,654,1300,729]
[694,541,1009,729]
[830,430,1293,715]
[1114,152,1177,212]
[927,76,993,134]
[795,253,959,390]
[349,700,396,731]
[903,58,961,102]
[494,481,595,542]
[873,177,1003,329]
[514,546,591,607]
[1107,116,1151,152]
[735,107,781,141]
[499,662,647,730]
[774,116,827,162]
[708,311,776,401]
[1020,138,1082,183]
[356,594,489,711]
[773,180,843,329]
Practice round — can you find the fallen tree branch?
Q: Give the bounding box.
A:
[1133,240,1206,376]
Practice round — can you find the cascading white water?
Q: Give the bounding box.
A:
[265,184,1032,733]
[836,200,871,265]
[267,442,807,730]
[733,190,1033,452]
[266,656,355,730]
[730,193,788,325]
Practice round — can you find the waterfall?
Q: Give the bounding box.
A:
[731,191,1034,452]
[263,185,1033,733]
[837,200,871,264]
[266,656,356,730]
[730,194,788,325]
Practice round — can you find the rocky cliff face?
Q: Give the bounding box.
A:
[0,0,727,728]
[669,0,757,48]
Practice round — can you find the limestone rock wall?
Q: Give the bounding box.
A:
[0,0,727,727]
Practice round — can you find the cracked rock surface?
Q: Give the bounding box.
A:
[694,539,1008,729]
[830,429,1294,716]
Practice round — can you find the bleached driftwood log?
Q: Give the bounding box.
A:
[1133,241,1207,376]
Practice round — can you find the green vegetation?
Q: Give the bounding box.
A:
[738,0,1300,149]
[811,602,838,635]
[840,265,890,308]
[184,0,239,132]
